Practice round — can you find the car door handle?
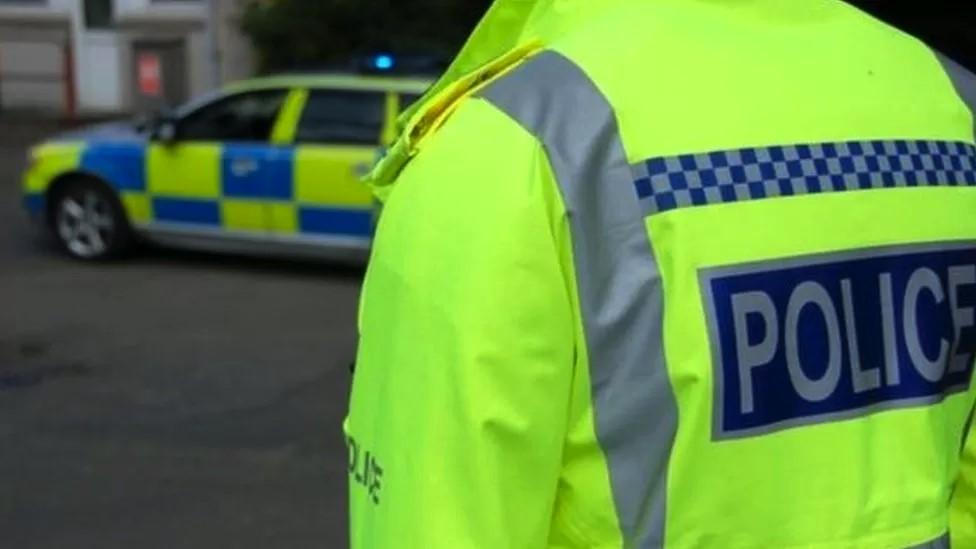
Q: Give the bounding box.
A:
[231,157,259,177]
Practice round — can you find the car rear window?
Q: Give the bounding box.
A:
[295,90,385,145]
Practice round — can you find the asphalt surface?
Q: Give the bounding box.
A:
[0,119,357,548]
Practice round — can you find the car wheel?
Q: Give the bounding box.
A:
[51,180,132,260]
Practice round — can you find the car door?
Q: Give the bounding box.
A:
[146,88,289,235]
[286,88,388,246]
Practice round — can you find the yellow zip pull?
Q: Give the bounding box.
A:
[365,41,544,200]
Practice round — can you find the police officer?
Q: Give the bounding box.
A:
[346,1,976,547]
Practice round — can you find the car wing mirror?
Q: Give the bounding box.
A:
[153,118,178,144]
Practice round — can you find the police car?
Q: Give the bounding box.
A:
[21,70,430,261]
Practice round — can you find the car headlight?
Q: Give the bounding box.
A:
[25,145,50,174]
[26,147,40,169]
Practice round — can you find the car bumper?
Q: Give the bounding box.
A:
[23,193,46,224]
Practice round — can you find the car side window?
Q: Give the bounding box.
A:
[295,90,385,145]
[178,89,287,143]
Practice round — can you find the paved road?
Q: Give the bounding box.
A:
[0,120,357,548]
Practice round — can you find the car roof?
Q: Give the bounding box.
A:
[226,74,433,95]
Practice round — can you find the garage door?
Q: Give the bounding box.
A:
[0,39,67,114]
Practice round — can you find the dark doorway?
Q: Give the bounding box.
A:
[131,39,188,114]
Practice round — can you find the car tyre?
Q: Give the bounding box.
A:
[51,179,133,261]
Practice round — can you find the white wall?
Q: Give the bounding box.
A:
[42,0,123,113]
[215,0,254,84]
[186,29,211,96]
[76,32,124,112]
[0,0,75,15]
[115,0,205,19]
[81,0,204,113]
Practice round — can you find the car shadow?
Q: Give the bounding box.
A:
[5,212,366,282]
[130,243,368,281]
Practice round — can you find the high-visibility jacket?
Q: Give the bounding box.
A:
[346,1,976,547]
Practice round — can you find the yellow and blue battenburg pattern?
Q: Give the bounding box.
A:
[40,139,375,241]
[23,142,83,215]
[633,140,976,215]
[23,194,45,214]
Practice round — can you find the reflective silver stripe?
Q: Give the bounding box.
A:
[481,51,678,548]
[905,533,950,549]
[936,52,976,142]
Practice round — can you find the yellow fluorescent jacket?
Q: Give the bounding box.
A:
[347,1,976,547]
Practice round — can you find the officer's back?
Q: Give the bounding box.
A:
[347,1,976,547]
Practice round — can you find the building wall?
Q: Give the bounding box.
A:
[0,1,73,114]
[116,0,205,21]
[214,0,254,84]
[115,0,209,111]
[0,38,65,111]
[1,0,254,116]
[186,29,210,96]
[76,31,124,112]
[0,0,129,114]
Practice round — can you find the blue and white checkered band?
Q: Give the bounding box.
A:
[632,140,976,216]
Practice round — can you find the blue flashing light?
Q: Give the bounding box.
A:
[373,54,395,71]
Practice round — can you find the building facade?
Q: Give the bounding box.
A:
[0,0,254,117]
